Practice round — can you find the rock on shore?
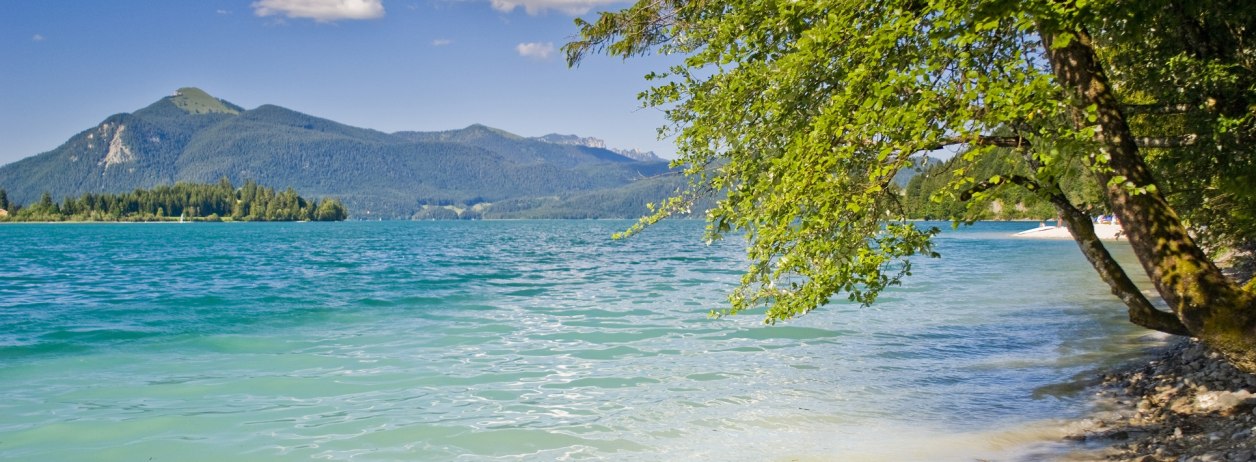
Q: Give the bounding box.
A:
[1067,339,1256,461]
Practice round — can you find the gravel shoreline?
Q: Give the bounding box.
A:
[1063,339,1256,461]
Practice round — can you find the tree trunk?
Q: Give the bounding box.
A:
[1039,25,1256,371]
[1049,192,1190,336]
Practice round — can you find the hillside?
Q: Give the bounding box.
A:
[0,88,675,219]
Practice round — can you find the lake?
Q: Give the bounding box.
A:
[0,220,1161,460]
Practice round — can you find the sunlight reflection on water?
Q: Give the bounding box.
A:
[0,220,1158,460]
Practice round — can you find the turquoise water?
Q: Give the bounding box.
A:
[0,221,1157,461]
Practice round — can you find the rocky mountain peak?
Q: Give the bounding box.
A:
[533,133,663,162]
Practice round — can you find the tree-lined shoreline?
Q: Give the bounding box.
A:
[0,179,346,223]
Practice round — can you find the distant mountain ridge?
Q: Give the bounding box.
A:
[0,88,679,219]
[533,133,664,162]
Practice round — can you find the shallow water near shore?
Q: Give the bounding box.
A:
[0,220,1160,460]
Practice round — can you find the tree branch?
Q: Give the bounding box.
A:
[564,0,681,66]
[917,133,1196,154]
[956,169,1190,336]
[1122,103,1196,115]
[920,135,1030,152]
[957,174,1041,201]
[1046,188,1190,335]
[1134,134,1199,148]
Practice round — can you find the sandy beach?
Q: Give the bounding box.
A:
[1013,224,1126,241]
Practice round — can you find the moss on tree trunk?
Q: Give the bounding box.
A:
[1041,25,1256,372]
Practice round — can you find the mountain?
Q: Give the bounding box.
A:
[392,125,640,168]
[0,88,678,219]
[534,133,665,162]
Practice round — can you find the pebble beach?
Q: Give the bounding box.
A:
[1066,339,1256,461]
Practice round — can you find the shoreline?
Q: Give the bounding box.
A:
[1060,339,1256,461]
[1013,224,1126,241]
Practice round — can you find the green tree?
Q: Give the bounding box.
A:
[15,191,63,221]
[314,198,348,221]
[568,0,1256,370]
[0,181,342,223]
[0,188,9,211]
[36,192,55,211]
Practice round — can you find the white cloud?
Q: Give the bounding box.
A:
[32,34,45,42]
[432,38,453,46]
[491,0,625,15]
[252,0,385,22]
[516,41,555,60]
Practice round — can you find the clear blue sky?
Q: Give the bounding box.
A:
[0,0,679,167]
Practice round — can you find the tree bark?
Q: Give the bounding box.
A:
[1039,25,1256,371]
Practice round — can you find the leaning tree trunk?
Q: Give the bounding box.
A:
[1047,190,1190,336]
[1039,25,1256,371]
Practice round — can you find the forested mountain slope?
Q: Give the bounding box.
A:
[0,88,674,219]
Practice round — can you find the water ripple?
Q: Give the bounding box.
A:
[0,221,1157,460]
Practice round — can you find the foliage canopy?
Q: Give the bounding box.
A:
[567,0,1256,351]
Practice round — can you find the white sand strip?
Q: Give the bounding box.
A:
[1013,223,1125,240]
